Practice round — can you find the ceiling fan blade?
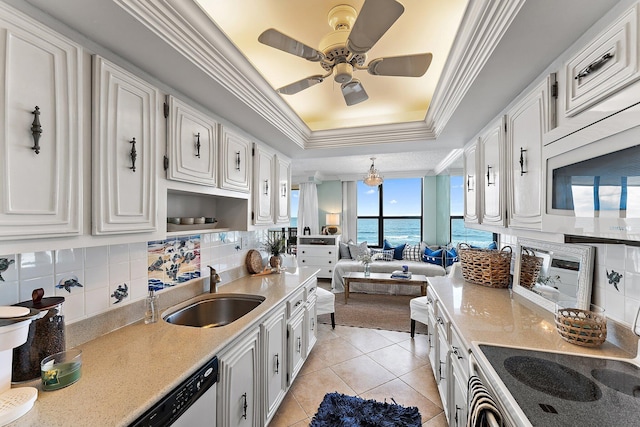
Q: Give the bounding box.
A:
[346,0,404,55]
[277,75,325,95]
[367,53,433,77]
[258,28,324,62]
[341,79,369,106]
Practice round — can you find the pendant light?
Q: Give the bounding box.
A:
[363,157,383,186]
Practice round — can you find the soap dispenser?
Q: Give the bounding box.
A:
[145,289,158,324]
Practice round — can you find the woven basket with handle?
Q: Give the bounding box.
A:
[519,248,543,289]
[457,243,512,288]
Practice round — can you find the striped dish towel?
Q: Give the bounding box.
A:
[467,375,503,427]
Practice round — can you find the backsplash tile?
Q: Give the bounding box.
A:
[147,235,201,290]
[0,230,264,324]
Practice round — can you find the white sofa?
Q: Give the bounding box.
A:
[331,259,446,295]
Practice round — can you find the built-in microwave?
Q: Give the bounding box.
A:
[542,102,640,240]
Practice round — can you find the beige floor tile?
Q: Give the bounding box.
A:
[400,365,443,409]
[290,418,311,427]
[423,411,448,427]
[268,393,308,427]
[368,343,428,376]
[311,336,363,364]
[374,328,413,343]
[333,326,395,353]
[397,334,430,360]
[330,354,396,394]
[298,348,331,376]
[359,378,444,423]
[316,323,339,342]
[289,367,356,417]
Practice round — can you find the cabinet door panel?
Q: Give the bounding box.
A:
[218,329,259,427]
[463,143,479,224]
[275,155,291,223]
[253,144,274,225]
[480,118,506,226]
[219,127,251,193]
[0,5,82,238]
[92,56,158,234]
[167,95,218,186]
[262,309,286,423]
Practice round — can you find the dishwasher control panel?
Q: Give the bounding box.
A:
[130,356,218,426]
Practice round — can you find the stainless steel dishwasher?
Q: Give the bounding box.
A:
[130,356,218,426]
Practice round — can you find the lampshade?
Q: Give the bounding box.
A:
[363,157,383,187]
[326,213,340,225]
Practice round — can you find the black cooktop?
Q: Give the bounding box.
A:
[479,344,640,426]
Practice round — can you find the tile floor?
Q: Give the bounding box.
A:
[269,323,448,426]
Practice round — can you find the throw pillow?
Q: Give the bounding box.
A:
[371,248,394,261]
[403,244,423,262]
[383,239,406,260]
[470,241,498,250]
[444,247,458,267]
[339,241,352,259]
[423,247,444,266]
[348,241,369,260]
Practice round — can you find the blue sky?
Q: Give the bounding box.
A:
[291,176,465,218]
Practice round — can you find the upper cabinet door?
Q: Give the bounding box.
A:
[479,117,506,227]
[507,74,557,230]
[463,141,479,224]
[275,155,291,224]
[219,127,251,193]
[253,143,275,226]
[0,4,82,240]
[166,95,218,186]
[92,56,159,235]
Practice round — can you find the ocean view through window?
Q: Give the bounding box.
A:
[450,176,495,246]
[357,178,422,246]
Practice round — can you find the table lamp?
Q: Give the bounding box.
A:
[326,213,340,235]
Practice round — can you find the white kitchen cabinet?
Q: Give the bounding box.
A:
[274,155,291,224]
[506,74,556,230]
[305,294,317,356]
[252,143,275,226]
[217,327,259,427]
[287,309,305,386]
[450,365,467,427]
[435,302,450,420]
[463,142,480,225]
[92,56,159,234]
[479,116,506,227]
[261,307,287,425]
[297,235,340,279]
[563,3,639,118]
[219,126,251,193]
[0,4,82,240]
[166,95,218,186]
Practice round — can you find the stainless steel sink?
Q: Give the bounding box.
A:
[163,294,265,328]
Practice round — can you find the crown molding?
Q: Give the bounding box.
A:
[115,0,524,149]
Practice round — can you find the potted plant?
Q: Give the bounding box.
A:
[263,234,286,268]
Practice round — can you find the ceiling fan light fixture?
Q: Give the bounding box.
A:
[341,79,368,105]
[363,157,383,186]
[334,62,353,83]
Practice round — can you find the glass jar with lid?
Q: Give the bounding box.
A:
[12,289,65,382]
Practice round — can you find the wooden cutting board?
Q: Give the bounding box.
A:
[245,249,263,274]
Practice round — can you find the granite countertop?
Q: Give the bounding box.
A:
[9,267,318,427]
[427,275,636,360]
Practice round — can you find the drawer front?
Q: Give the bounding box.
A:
[564,3,639,117]
[304,277,318,300]
[286,287,306,318]
[298,256,336,268]
[298,246,337,258]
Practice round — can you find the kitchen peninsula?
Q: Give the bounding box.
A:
[8,268,319,427]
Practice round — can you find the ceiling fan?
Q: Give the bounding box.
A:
[258,0,432,106]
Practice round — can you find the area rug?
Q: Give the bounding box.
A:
[310,392,421,427]
[317,292,428,334]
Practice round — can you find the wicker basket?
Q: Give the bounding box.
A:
[519,248,543,289]
[457,243,512,288]
[555,304,607,347]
